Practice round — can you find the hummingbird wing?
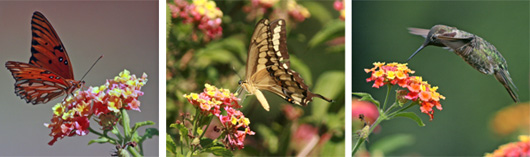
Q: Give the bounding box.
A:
[435,35,474,50]
[408,27,430,38]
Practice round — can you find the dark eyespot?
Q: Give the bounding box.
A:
[59,57,63,62]
[49,76,53,79]
[48,60,52,64]
[64,60,68,65]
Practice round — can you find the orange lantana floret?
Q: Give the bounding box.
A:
[365,62,414,88]
[365,62,445,120]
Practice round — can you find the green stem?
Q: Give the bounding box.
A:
[353,85,394,155]
[198,115,213,139]
[127,145,142,157]
[121,108,132,145]
[384,102,397,115]
[180,134,184,155]
[192,110,201,136]
[388,102,417,118]
[382,85,392,110]
[191,110,201,153]
[113,125,124,144]
[88,127,118,144]
[352,113,385,155]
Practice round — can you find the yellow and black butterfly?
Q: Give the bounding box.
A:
[239,19,333,111]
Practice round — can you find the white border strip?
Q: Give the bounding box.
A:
[159,0,167,156]
[345,0,352,156]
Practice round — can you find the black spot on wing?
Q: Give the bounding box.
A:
[29,56,39,64]
[31,38,39,46]
[54,45,63,52]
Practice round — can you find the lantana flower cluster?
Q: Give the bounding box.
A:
[243,0,310,22]
[365,62,445,120]
[219,107,255,150]
[184,84,240,116]
[485,135,530,157]
[183,84,254,150]
[287,0,311,22]
[333,0,345,20]
[44,70,147,145]
[242,0,277,21]
[169,0,223,41]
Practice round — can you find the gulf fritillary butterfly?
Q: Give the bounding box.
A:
[5,11,84,105]
[239,19,333,111]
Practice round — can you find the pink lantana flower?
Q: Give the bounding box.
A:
[45,69,147,145]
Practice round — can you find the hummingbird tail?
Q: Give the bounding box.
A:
[494,70,519,102]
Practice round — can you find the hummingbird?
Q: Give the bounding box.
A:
[407,25,519,102]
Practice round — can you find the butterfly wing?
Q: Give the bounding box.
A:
[5,61,71,104]
[243,19,332,110]
[29,11,74,79]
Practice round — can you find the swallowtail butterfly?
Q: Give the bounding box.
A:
[239,19,333,111]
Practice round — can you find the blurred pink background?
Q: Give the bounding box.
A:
[0,1,158,156]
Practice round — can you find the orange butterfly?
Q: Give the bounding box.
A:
[5,11,84,104]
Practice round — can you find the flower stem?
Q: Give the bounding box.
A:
[121,108,132,144]
[354,85,393,155]
[352,113,385,155]
[384,102,397,115]
[198,116,213,140]
[191,110,201,153]
[88,127,118,144]
[192,110,200,136]
[127,145,142,157]
[382,85,392,110]
[388,102,417,118]
[113,125,124,144]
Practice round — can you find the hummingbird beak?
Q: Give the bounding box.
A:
[407,44,426,62]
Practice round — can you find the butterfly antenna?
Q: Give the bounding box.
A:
[80,55,103,81]
[231,66,243,80]
[231,66,247,101]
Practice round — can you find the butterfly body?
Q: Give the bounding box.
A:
[240,19,332,111]
[5,11,83,104]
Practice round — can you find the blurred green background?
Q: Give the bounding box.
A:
[167,0,345,156]
[352,1,529,156]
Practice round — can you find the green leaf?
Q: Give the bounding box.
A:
[308,20,345,48]
[197,115,213,129]
[290,55,313,85]
[352,92,381,107]
[257,124,279,153]
[88,137,110,145]
[312,71,345,119]
[394,112,425,126]
[200,138,214,148]
[131,121,155,133]
[320,137,345,156]
[173,123,190,143]
[142,128,159,140]
[325,107,346,137]
[302,2,333,24]
[194,37,246,68]
[370,134,414,155]
[166,134,177,154]
[204,146,233,156]
[166,4,171,39]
